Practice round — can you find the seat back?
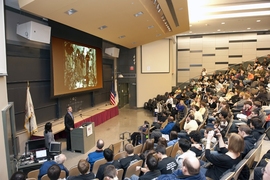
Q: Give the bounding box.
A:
[225,119,233,138]
[125,160,143,178]
[245,148,258,169]
[179,119,185,131]
[161,119,168,129]
[27,169,39,179]
[117,169,124,180]
[232,159,248,180]
[166,146,173,157]
[26,178,37,180]
[114,151,127,160]
[92,158,107,175]
[170,142,179,157]
[41,175,50,180]
[133,144,143,155]
[109,140,123,154]
[220,172,234,180]
[68,165,80,177]
[59,171,66,178]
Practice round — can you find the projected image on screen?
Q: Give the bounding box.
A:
[64,42,97,89]
[51,37,103,96]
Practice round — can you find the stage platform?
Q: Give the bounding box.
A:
[32,105,119,137]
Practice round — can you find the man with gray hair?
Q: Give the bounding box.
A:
[38,154,69,180]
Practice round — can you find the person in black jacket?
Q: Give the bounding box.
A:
[96,148,121,180]
[237,124,256,158]
[250,117,265,141]
[64,106,74,151]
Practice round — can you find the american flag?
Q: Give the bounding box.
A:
[110,83,117,105]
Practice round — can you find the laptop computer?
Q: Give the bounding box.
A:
[35,149,47,161]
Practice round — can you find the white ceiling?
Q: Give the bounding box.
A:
[5,0,270,48]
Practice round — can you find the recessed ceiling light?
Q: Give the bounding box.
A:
[134,11,143,17]
[189,24,192,27]
[257,20,261,22]
[156,34,161,37]
[179,8,183,10]
[217,29,221,31]
[65,8,77,15]
[118,35,126,39]
[205,24,209,26]
[148,25,154,29]
[132,42,136,44]
[221,22,225,24]
[247,27,251,30]
[98,25,107,30]
[189,31,192,33]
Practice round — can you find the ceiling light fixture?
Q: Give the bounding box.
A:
[65,8,77,15]
[257,20,261,22]
[221,22,225,24]
[118,35,126,39]
[98,25,107,30]
[148,25,154,29]
[134,11,143,17]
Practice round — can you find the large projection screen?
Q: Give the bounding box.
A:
[141,39,170,73]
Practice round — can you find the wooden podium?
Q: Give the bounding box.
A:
[71,122,95,153]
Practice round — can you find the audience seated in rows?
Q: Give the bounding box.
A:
[47,164,66,180]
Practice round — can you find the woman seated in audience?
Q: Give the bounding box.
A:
[202,130,244,180]
[140,138,154,160]
[44,122,55,149]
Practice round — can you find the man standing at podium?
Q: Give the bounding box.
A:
[65,105,74,151]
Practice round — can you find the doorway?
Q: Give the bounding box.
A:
[118,83,129,108]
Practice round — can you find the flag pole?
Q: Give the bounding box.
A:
[27,81,32,138]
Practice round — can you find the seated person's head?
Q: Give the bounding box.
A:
[47,164,61,180]
[227,133,244,154]
[238,124,251,137]
[55,154,67,164]
[44,122,52,133]
[77,159,90,175]
[155,144,166,156]
[10,171,26,180]
[250,117,263,129]
[189,130,201,144]
[104,148,114,162]
[168,116,174,122]
[178,138,191,153]
[104,165,117,180]
[124,143,134,155]
[169,131,178,141]
[219,110,228,119]
[182,156,200,176]
[157,137,168,147]
[97,139,104,149]
[146,153,158,171]
[253,101,262,108]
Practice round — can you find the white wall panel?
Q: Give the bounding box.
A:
[216,50,228,56]
[178,62,190,69]
[257,34,270,42]
[203,47,215,53]
[202,56,215,63]
[242,48,256,55]
[256,51,269,57]
[229,43,243,49]
[229,58,243,64]
[190,52,202,58]
[178,51,190,58]
[229,34,243,40]
[189,58,202,64]
[243,54,256,61]
[243,42,256,49]
[215,55,228,62]
[242,33,257,39]
[228,48,243,55]
[215,64,228,70]
[257,41,270,48]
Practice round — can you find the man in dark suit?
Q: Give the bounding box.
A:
[64,106,74,151]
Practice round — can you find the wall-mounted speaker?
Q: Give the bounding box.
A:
[105,47,120,58]
[16,21,51,44]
